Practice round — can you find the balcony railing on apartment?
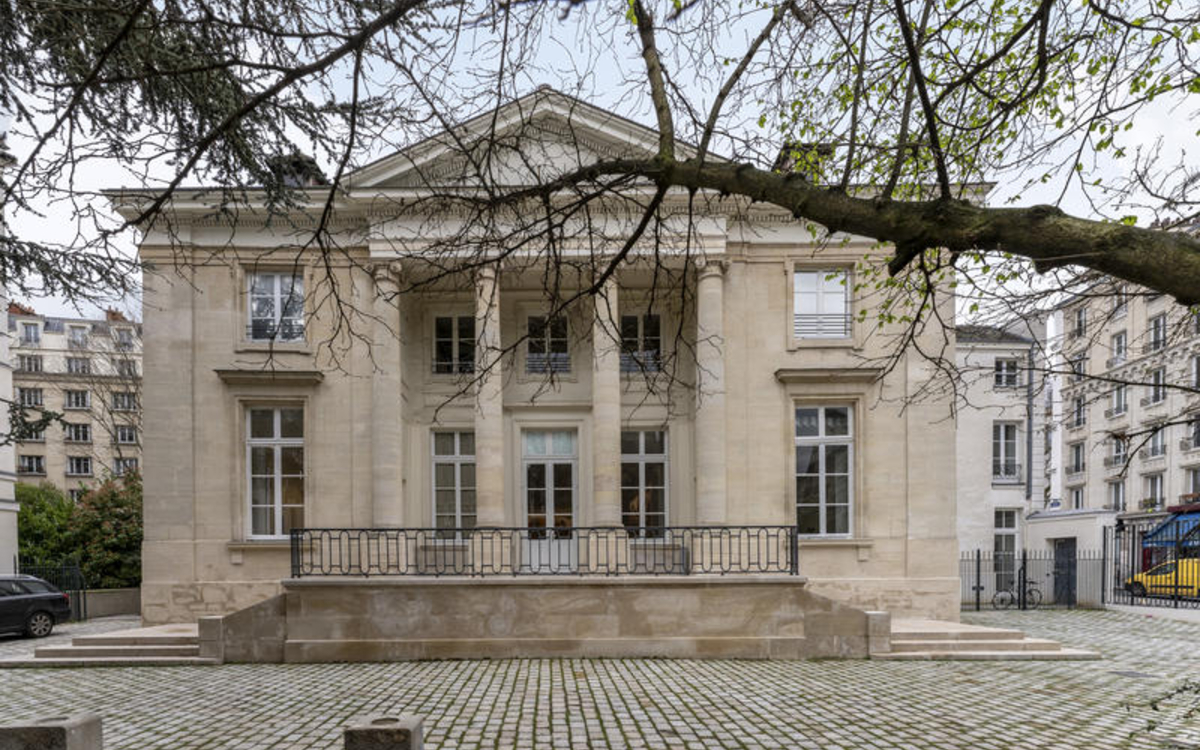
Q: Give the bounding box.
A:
[793,313,852,339]
[991,463,1022,483]
[1106,355,1127,369]
[1103,455,1128,469]
[1140,395,1167,408]
[1105,405,1128,419]
[1139,446,1167,460]
[290,526,800,578]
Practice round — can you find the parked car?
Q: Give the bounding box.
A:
[1125,559,1200,598]
[0,575,73,637]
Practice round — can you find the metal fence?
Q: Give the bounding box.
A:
[1107,514,1200,609]
[960,548,1107,610]
[16,560,88,621]
[291,526,800,577]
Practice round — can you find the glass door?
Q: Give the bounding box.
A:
[522,429,577,572]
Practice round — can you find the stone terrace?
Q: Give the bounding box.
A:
[0,610,1196,749]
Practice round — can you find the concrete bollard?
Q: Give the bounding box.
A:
[344,716,423,750]
[0,713,102,750]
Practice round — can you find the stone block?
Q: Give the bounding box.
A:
[0,713,102,750]
[344,716,423,750]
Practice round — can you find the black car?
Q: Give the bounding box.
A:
[0,575,73,637]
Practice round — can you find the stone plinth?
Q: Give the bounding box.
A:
[0,713,102,750]
[344,716,423,750]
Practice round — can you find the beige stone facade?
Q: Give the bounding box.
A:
[9,306,142,499]
[117,90,960,625]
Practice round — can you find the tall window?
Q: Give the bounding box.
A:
[1068,441,1086,474]
[620,314,662,373]
[1148,368,1166,403]
[17,355,42,373]
[1111,437,1128,464]
[1110,332,1127,365]
[1111,384,1127,415]
[1072,307,1087,338]
[64,423,91,443]
[64,390,89,410]
[247,407,305,537]
[795,406,852,536]
[113,328,135,350]
[992,423,1020,480]
[1188,468,1200,497]
[1070,397,1086,428]
[793,270,850,339]
[994,510,1017,591]
[523,430,577,533]
[1145,473,1165,509]
[1149,313,1167,351]
[526,316,569,374]
[994,359,1019,388]
[432,431,476,536]
[1070,486,1085,509]
[20,323,39,345]
[17,388,43,408]
[67,325,89,348]
[1070,354,1086,382]
[620,430,667,535]
[1147,426,1167,457]
[248,272,305,342]
[1107,481,1126,511]
[1189,419,1200,451]
[66,357,90,375]
[432,316,475,374]
[66,456,92,477]
[1113,288,1128,317]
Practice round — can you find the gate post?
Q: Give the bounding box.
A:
[1101,530,1108,606]
[974,549,982,612]
[1019,549,1028,611]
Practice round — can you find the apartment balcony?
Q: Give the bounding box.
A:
[1106,355,1127,369]
[67,337,90,350]
[1139,497,1165,512]
[1180,437,1200,454]
[1138,447,1167,461]
[1140,395,1167,409]
[1179,493,1200,505]
[1142,342,1167,355]
[1065,464,1086,479]
[1105,405,1128,420]
[1066,416,1088,432]
[991,463,1023,484]
[1103,455,1128,470]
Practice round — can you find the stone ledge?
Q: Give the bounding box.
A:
[283,573,809,589]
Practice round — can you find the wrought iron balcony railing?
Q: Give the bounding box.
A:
[290,526,800,578]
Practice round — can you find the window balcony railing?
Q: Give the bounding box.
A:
[1139,497,1164,512]
[1143,341,1167,354]
[1066,463,1087,476]
[1067,415,1088,429]
[1139,447,1167,460]
[793,313,852,339]
[246,320,306,343]
[67,337,89,350]
[1103,455,1128,469]
[1141,395,1167,408]
[992,463,1023,483]
[1179,493,1200,505]
[1181,438,1200,453]
[1105,405,1128,419]
[1106,355,1127,369]
[290,526,800,577]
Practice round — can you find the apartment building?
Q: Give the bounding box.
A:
[1033,280,1200,551]
[955,323,1046,557]
[8,305,142,497]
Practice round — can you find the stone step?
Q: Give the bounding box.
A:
[889,638,1062,653]
[873,648,1100,661]
[0,656,220,669]
[72,624,199,647]
[35,644,201,659]
[894,628,1025,642]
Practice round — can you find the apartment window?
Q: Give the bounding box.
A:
[1193,355,1200,388]
[17,388,43,408]
[432,431,476,536]
[21,426,44,443]
[1107,481,1126,511]
[17,456,45,475]
[620,314,662,373]
[1070,354,1086,382]
[526,315,569,374]
[1110,332,1127,365]
[66,456,93,477]
[20,323,39,345]
[17,355,42,373]
[1113,288,1128,317]
[1111,384,1127,415]
[67,326,89,348]
[1190,419,1200,450]
[1189,468,1200,497]
[66,357,91,375]
[1145,473,1165,509]
[522,429,578,536]
[68,489,87,503]
[793,269,851,339]
[113,328,135,350]
[1068,441,1086,474]
[116,425,138,445]
[795,405,853,536]
[114,458,138,477]
[1070,486,1085,510]
[1149,313,1167,351]
[432,316,475,374]
[248,271,305,342]
[992,423,1020,480]
[1149,368,1167,404]
[1148,426,1167,457]
[1072,307,1087,338]
[64,390,89,410]
[1070,397,1086,428]
[114,359,138,378]
[994,510,1017,591]
[1111,437,1128,465]
[620,430,667,536]
[994,359,1019,389]
[64,423,91,443]
[247,407,305,538]
[111,392,137,411]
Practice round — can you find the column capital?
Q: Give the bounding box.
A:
[697,258,730,280]
[370,260,403,284]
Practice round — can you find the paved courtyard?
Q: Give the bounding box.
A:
[0,609,1197,748]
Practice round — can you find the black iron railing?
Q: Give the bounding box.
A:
[290,526,800,577]
[18,560,88,621]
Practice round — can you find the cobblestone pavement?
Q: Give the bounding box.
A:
[0,609,1195,749]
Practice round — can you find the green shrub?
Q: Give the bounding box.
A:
[16,482,75,563]
[67,473,143,589]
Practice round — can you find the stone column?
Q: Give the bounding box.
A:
[592,277,622,528]
[371,263,405,527]
[695,260,728,526]
[475,265,506,527]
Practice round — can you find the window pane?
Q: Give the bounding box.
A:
[825,407,849,436]
[796,476,820,504]
[435,489,457,514]
[827,506,849,535]
[251,297,276,319]
[281,506,304,534]
[622,488,641,514]
[435,317,453,338]
[459,463,475,489]
[797,506,820,535]
[527,490,546,515]
[644,462,665,488]
[826,444,849,474]
[434,432,456,456]
[527,462,546,488]
[643,431,665,454]
[644,488,665,515]
[796,446,820,475]
[251,477,273,504]
[621,431,640,454]
[251,507,274,536]
[796,408,820,437]
[621,462,639,488]
[281,477,304,505]
[250,410,275,439]
[280,409,303,438]
[281,447,304,475]
[620,316,639,346]
[434,463,455,488]
[553,463,573,489]
[460,491,476,516]
[825,475,850,506]
[250,274,275,295]
[551,431,575,455]
[250,447,274,475]
[523,431,547,457]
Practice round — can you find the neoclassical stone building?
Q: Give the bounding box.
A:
[113,89,960,628]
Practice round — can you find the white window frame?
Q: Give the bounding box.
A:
[67,325,89,348]
[66,357,91,375]
[113,359,138,378]
[1148,426,1167,457]
[17,388,43,408]
[64,423,91,443]
[620,430,669,535]
[1070,354,1086,382]
[1070,397,1086,428]
[1072,307,1087,338]
[620,314,663,373]
[1150,313,1167,351]
[63,390,89,410]
[521,429,578,532]
[1111,331,1127,364]
[793,270,851,339]
[18,455,45,475]
[1068,441,1086,474]
[17,355,42,373]
[1107,480,1126,511]
[20,322,39,345]
[992,422,1021,480]
[994,510,1018,590]
[247,271,306,342]
[1111,384,1127,415]
[1112,437,1128,464]
[525,315,570,374]
[66,456,92,477]
[1149,368,1167,403]
[794,405,854,537]
[114,458,138,476]
[115,425,138,445]
[431,315,476,375]
[111,392,137,412]
[1070,486,1085,509]
[1113,289,1128,317]
[1145,473,1165,508]
[994,359,1019,389]
[431,431,476,537]
[246,407,305,539]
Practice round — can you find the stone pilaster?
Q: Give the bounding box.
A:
[475,265,506,527]
[592,277,622,527]
[695,260,728,525]
[371,262,404,527]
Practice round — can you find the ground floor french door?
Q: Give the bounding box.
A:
[522,429,577,572]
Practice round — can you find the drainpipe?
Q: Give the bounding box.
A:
[1025,342,1035,503]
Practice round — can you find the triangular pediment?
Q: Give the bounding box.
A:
[347,88,698,190]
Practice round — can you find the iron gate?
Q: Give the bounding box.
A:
[1107,514,1200,609]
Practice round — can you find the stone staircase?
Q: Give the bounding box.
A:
[0,624,219,668]
[873,618,1100,661]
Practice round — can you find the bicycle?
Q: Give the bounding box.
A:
[992,579,1043,610]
